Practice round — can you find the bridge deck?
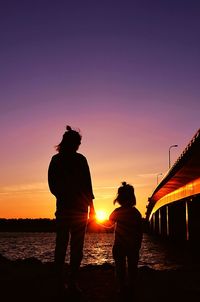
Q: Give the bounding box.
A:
[146,128,200,219]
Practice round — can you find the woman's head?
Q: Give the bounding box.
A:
[114,182,136,207]
[56,125,82,153]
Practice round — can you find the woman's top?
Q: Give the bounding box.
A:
[48,152,94,215]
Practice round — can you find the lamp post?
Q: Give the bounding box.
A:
[156,173,163,185]
[168,144,178,169]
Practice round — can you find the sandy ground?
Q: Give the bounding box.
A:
[0,254,200,302]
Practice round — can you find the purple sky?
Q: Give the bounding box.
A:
[0,0,200,218]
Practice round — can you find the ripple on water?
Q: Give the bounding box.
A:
[0,232,186,269]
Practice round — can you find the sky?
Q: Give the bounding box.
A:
[0,0,200,219]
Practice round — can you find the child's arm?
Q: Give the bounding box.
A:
[109,210,117,223]
[96,219,115,229]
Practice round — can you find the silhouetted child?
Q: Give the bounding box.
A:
[109,182,143,297]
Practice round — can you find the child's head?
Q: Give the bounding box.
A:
[114,182,136,207]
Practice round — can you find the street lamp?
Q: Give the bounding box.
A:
[156,173,163,185]
[168,144,178,169]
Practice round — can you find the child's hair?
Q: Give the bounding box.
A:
[56,125,82,153]
[114,181,136,206]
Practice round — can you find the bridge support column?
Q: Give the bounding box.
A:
[150,207,168,237]
[188,195,200,242]
[166,205,169,237]
[150,214,155,232]
[154,211,160,235]
[168,201,187,241]
[160,206,167,238]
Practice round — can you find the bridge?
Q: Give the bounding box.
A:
[146,128,200,241]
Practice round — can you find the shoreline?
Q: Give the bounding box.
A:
[0,254,200,302]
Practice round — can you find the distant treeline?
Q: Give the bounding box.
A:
[0,218,113,233]
[0,218,147,233]
[0,218,56,232]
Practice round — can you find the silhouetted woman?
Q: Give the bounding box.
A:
[48,125,95,293]
[109,182,143,298]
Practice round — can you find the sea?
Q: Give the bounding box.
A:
[0,232,189,270]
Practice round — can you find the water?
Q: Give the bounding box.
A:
[0,232,186,270]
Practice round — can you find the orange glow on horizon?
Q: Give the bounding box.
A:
[0,172,152,219]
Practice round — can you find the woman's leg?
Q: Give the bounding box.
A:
[69,213,87,287]
[54,219,70,287]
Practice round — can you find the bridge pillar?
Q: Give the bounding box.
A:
[188,195,200,242]
[150,208,167,237]
[168,201,187,241]
[160,206,168,238]
[154,210,160,235]
[149,212,159,235]
[150,214,155,232]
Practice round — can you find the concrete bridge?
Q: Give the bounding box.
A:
[146,128,200,241]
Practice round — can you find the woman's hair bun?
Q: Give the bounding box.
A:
[66,125,72,131]
[122,181,127,186]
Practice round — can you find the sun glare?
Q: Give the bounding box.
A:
[96,210,108,222]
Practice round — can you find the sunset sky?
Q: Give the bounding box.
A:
[0,1,200,219]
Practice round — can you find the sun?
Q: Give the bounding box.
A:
[96,210,108,222]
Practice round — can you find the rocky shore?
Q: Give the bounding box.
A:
[0,254,200,302]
